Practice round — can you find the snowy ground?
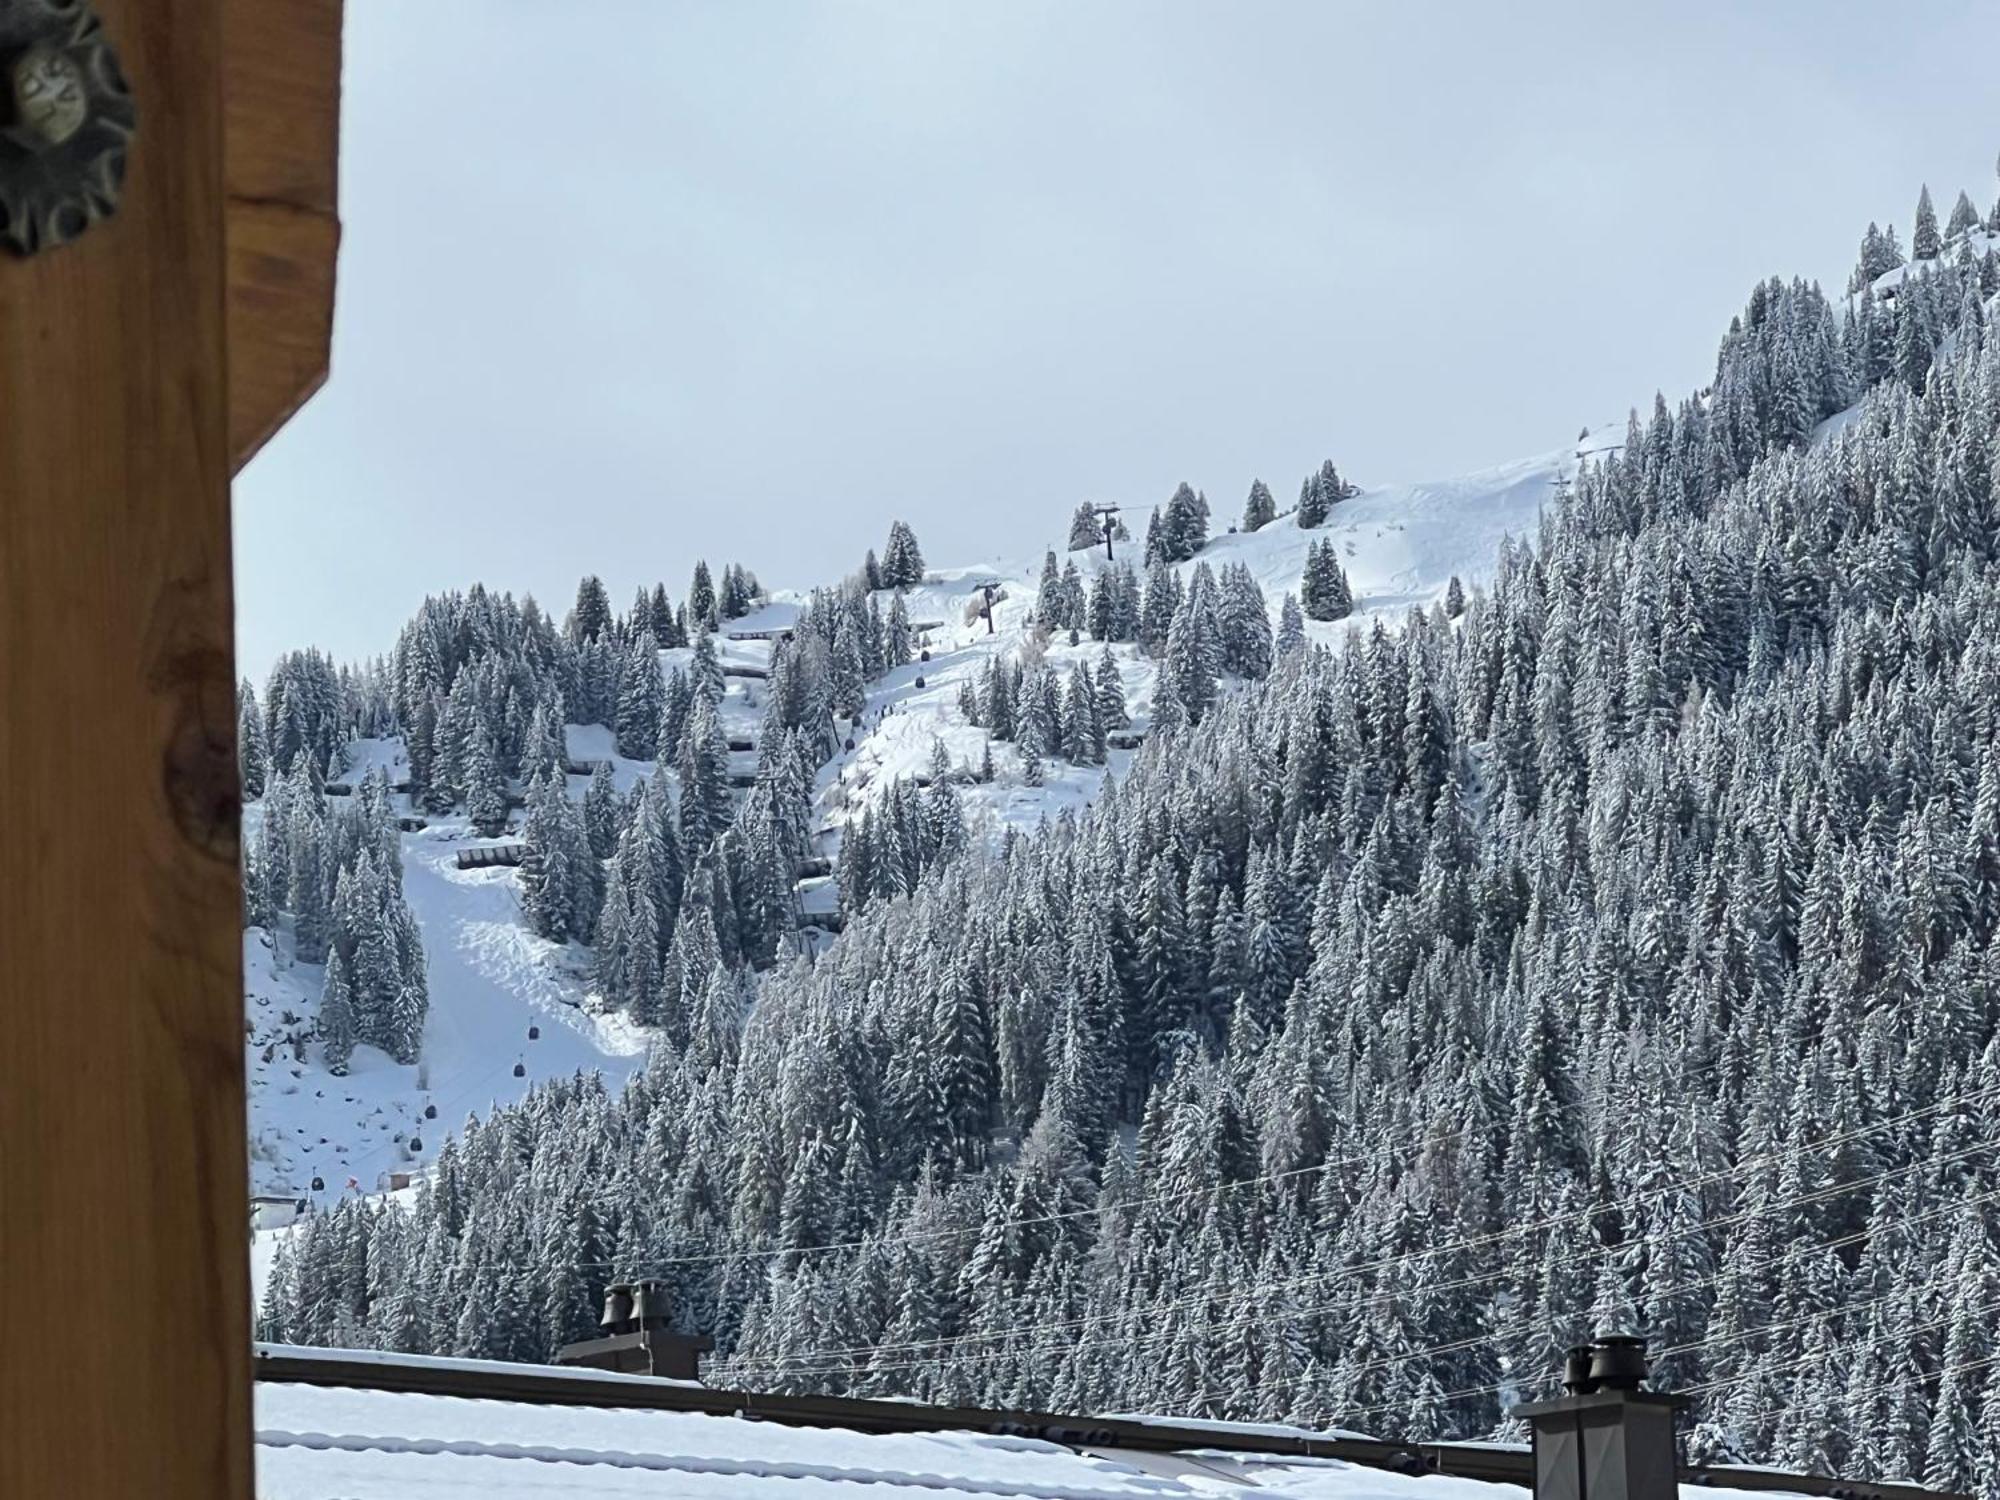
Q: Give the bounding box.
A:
[805,428,1605,845]
[1167,441,1585,637]
[245,737,656,1212]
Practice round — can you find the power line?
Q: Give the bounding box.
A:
[582,1053,1749,1275]
[1675,1297,2000,1403]
[1224,1296,2000,1440]
[1151,1171,2000,1421]
[1725,1347,2000,1450]
[715,1118,2000,1384]
[715,1105,2000,1379]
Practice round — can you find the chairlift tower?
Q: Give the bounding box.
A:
[1092,503,1122,562]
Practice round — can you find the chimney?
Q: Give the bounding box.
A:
[1514,1335,1684,1500]
[556,1279,714,1382]
[599,1282,636,1333]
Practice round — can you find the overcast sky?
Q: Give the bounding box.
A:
[233,0,1999,677]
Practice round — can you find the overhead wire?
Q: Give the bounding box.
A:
[716,1107,2000,1383]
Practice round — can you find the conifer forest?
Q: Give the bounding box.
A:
[255,177,2000,1491]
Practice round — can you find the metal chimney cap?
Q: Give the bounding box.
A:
[599,1283,636,1331]
[631,1279,673,1327]
[1587,1333,1650,1392]
[1562,1345,1598,1396]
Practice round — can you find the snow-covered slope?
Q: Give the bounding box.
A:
[245,631,805,1207]
[246,425,1602,1207]
[1172,442,1579,630]
[804,428,1606,842]
[246,787,644,1205]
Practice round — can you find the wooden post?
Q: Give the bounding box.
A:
[0,3,250,1499]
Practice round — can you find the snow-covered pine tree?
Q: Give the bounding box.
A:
[882,520,926,588]
[830,613,867,720]
[1139,558,1181,648]
[521,696,565,785]
[613,633,665,758]
[678,694,734,855]
[719,563,753,620]
[569,574,612,643]
[1946,188,1980,242]
[1300,539,1353,621]
[1219,561,1273,679]
[1163,563,1221,725]
[1094,647,1130,730]
[463,722,509,837]
[688,561,717,630]
[886,592,913,666]
[689,629,726,708]
[1296,471,1328,529]
[288,794,331,962]
[1914,184,1942,261]
[318,947,356,1073]
[1241,479,1276,533]
[1034,550,1064,631]
[1317,459,1354,509]
[1058,559,1086,632]
[520,770,601,943]
[238,679,269,800]
[1275,592,1306,655]
[1157,482,1208,563]
[1063,662,1104,764]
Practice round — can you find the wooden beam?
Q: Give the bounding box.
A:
[0,3,251,1498]
[224,0,341,472]
[223,0,339,212]
[227,195,338,469]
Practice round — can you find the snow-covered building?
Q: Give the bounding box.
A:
[250,1194,307,1231]
[252,1345,1938,1500]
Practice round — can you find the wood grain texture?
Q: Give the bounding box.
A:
[0,1,251,1497]
[224,0,340,213]
[225,0,341,472]
[229,196,338,470]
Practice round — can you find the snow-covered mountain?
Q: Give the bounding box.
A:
[249,171,2000,1484]
[242,426,1611,1207]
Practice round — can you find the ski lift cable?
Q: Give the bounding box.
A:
[717,1129,2000,1382]
[313,1039,557,1186]
[574,1120,1498,1272]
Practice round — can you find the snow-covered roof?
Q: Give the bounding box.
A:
[253,1348,1824,1500]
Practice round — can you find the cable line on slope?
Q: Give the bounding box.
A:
[715,1117,2000,1383]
